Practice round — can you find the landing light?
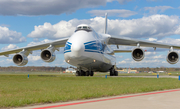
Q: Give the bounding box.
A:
[67,60,70,63]
[94,60,96,62]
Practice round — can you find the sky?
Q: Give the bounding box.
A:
[0,0,180,68]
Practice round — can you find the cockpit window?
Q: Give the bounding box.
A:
[75,26,92,32]
[83,26,87,29]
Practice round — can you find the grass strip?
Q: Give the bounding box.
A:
[0,75,180,108]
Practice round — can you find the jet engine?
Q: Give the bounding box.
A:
[166,51,179,64]
[132,48,145,61]
[41,47,56,62]
[13,53,28,66]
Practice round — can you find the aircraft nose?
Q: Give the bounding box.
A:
[71,43,84,57]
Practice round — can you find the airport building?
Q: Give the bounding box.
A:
[64,68,76,73]
[117,68,138,73]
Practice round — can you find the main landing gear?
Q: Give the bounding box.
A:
[110,66,118,76]
[76,70,94,76]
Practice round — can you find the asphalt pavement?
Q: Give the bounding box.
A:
[16,89,180,109]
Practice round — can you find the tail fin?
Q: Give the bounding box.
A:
[104,13,108,34]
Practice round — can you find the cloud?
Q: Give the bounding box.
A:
[108,0,132,4]
[0,59,13,65]
[0,24,10,27]
[28,55,41,61]
[147,38,157,42]
[27,14,180,39]
[175,25,180,34]
[157,38,180,46]
[144,6,174,15]
[27,21,76,39]
[118,0,132,3]
[118,60,126,64]
[88,9,137,17]
[134,6,138,10]
[0,26,26,44]
[116,55,123,58]
[0,0,132,16]
[6,59,13,63]
[152,55,164,59]
[145,52,157,56]
[117,53,167,67]
[1,44,19,51]
[108,14,180,39]
[27,39,52,46]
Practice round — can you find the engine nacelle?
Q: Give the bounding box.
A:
[13,53,28,66]
[132,48,145,61]
[166,51,179,64]
[41,48,56,62]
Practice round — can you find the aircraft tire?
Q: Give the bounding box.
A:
[110,70,112,76]
[76,71,80,76]
[90,71,94,76]
[110,69,115,76]
[114,71,118,76]
[80,70,86,76]
[86,71,89,76]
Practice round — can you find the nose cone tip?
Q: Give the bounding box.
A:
[72,44,81,52]
[72,44,84,57]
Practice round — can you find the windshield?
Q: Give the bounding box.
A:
[75,26,92,32]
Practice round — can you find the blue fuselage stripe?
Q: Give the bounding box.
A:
[64,42,72,53]
[64,41,105,54]
[84,41,104,54]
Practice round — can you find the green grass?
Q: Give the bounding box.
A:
[168,71,180,76]
[0,74,180,108]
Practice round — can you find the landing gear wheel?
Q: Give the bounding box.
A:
[114,71,118,76]
[80,70,86,76]
[110,66,118,76]
[76,71,80,76]
[110,69,115,76]
[76,70,93,76]
[90,71,94,76]
[85,71,89,76]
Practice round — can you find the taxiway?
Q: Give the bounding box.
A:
[16,89,180,109]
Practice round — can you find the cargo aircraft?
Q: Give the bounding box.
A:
[0,14,180,76]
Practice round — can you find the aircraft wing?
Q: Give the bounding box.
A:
[0,37,68,56]
[108,36,180,49]
[113,49,132,53]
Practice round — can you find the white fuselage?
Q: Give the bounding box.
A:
[64,26,116,72]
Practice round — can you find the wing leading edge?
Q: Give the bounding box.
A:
[0,37,68,56]
[108,36,180,49]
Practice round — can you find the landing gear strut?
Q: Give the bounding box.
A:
[110,66,118,76]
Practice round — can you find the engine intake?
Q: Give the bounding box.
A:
[132,48,145,61]
[166,51,179,64]
[13,53,28,66]
[41,49,56,62]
